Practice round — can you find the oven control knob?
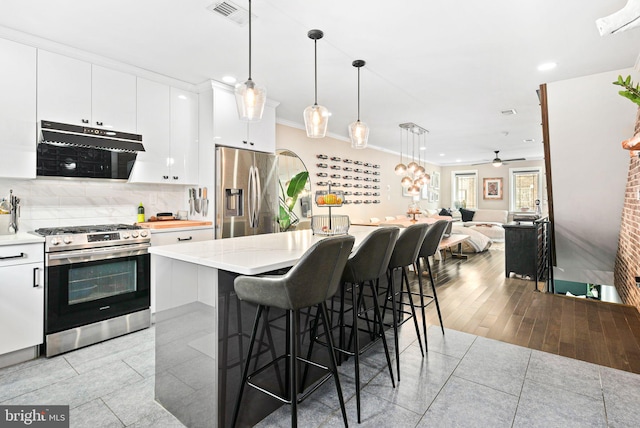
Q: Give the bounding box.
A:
[131,231,139,238]
[122,232,130,239]
[63,236,73,245]
[140,230,149,238]
[51,238,60,246]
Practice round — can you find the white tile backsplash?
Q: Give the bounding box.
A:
[0,178,192,231]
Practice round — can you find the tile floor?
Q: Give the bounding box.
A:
[1,324,640,427]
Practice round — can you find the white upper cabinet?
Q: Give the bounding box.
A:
[170,88,199,185]
[91,65,137,132]
[129,77,171,183]
[37,50,136,132]
[37,50,91,127]
[0,38,37,179]
[129,78,198,184]
[203,83,277,153]
[212,87,247,148]
[248,101,276,153]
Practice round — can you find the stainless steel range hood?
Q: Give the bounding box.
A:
[40,120,145,153]
[37,121,145,180]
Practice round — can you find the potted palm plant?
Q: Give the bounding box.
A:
[279,171,309,231]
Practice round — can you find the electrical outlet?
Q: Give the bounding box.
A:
[636,276,640,288]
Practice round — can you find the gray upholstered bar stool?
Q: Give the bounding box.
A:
[231,235,355,428]
[337,226,399,423]
[413,219,449,350]
[383,222,429,381]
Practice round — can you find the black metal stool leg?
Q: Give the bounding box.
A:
[415,257,429,351]
[231,305,264,428]
[351,281,362,423]
[319,302,349,428]
[426,258,444,334]
[301,305,321,389]
[289,309,299,428]
[387,269,401,382]
[402,267,424,356]
[370,279,395,388]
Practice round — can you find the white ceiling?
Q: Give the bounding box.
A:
[1,0,638,165]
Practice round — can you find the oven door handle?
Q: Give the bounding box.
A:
[47,243,150,265]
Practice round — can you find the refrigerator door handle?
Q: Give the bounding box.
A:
[254,166,262,228]
[247,166,255,228]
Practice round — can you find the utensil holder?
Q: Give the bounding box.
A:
[0,214,11,235]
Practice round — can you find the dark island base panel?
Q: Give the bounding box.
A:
[155,268,342,428]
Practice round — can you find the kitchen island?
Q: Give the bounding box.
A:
[149,226,385,427]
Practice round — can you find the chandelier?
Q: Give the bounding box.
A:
[394,122,430,195]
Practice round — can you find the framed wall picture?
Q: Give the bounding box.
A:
[431,171,440,189]
[483,177,503,199]
[402,186,411,197]
[421,186,430,200]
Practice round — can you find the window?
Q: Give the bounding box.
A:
[451,170,478,209]
[510,167,542,211]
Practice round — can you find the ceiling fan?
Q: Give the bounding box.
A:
[472,151,526,167]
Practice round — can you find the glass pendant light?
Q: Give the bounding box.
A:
[303,29,329,138]
[395,128,407,175]
[235,0,266,121]
[349,60,369,149]
[401,176,413,187]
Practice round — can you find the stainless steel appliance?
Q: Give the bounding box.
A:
[37,120,145,180]
[34,224,151,357]
[215,147,279,238]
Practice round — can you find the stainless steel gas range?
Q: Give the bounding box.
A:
[33,224,151,357]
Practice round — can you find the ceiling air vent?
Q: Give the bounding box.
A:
[207,1,253,26]
[501,109,517,116]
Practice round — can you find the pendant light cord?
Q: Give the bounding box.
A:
[248,0,252,80]
[314,39,318,105]
[357,67,361,121]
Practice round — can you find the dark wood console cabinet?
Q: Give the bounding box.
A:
[503,221,541,279]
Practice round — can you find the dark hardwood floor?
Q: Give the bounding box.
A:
[416,243,640,374]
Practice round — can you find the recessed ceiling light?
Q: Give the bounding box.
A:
[523,138,536,143]
[439,153,445,157]
[222,75,237,84]
[537,62,557,71]
[455,159,461,162]
[419,146,426,151]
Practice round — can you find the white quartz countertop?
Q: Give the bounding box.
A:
[0,232,45,246]
[148,225,214,234]
[148,226,388,275]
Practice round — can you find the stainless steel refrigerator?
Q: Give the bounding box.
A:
[215,147,279,238]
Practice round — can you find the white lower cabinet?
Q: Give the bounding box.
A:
[150,228,213,314]
[0,244,44,358]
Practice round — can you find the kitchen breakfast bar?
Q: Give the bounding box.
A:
[148,226,382,427]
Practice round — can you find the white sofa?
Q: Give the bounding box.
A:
[460,209,507,241]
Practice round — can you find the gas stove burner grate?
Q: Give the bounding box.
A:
[35,224,142,236]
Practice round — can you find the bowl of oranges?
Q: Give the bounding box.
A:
[315,190,344,207]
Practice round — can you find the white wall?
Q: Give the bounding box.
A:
[547,67,638,278]
[439,159,546,211]
[275,124,441,222]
